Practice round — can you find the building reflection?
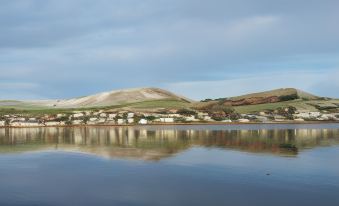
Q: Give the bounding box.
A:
[0,126,339,160]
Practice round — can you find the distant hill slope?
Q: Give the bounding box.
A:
[0,88,192,108]
[230,88,319,101]
[195,88,323,109]
[1,87,336,114]
[27,87,193,108]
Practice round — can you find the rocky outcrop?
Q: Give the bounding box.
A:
[223,96,281,106]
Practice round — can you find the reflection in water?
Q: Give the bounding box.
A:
[1,125,339,160]
[1,125,339,206]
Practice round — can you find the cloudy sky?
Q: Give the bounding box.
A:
[1,0,339,100]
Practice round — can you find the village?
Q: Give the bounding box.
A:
[0,107,338,127]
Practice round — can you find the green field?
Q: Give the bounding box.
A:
[122,99,190,109]
[87,99,190,111]
[0,99,190,116]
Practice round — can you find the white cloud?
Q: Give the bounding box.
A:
[0,1,338,99]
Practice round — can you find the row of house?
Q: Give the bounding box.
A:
[0,111,211,127]
[293,112,339,121]
[0,109,338,127]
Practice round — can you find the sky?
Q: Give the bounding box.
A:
[1,0,339,100]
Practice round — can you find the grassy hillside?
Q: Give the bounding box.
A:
[230,88,319,101]
[194,88,338,114]
[0,87,193,109]
[0,87,337,116]
[0,98,189,116]
[233,99,339,113]
[29,87,193,108]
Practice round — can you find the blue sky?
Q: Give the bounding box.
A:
[1,0,339,100]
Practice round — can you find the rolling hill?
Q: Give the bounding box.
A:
[229,88,319,102]
[194,88,339,113]
[0,88,193,110]
[0,87,338,115]
[197,88,321,107]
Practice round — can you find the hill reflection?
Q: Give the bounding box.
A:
[0,126,339,160]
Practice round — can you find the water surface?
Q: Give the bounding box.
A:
[0,124,339,206]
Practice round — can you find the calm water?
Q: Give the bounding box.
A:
[0,124,339,206]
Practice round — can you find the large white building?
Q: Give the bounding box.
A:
[159,118,174,123]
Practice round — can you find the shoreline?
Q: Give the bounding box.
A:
[1,121,339,129]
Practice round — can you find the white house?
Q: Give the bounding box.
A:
[72,120,83,125]
[72,113,84,118]
[99,113,107,117]
[160,118,174,123]
[23,122,41,127]
[127,118,134,124]
[238,118,250,123]
[0,121,5,126]
[117,119,125,124]
[321,114,338,120]
[127,113,134,118]
[294,118,305,122]
[259,112,266,116]
[294,112,321,119]
[294,113,309,119]
[145,113,160,118]
[222,119,232,123]
[87,120,97,125]
[15,117,26,122]
[309,112,321,118]
[10,121,40,127]
[10,122,21,127]
[274,115,286,121]
[168,114,182,118]
[108,113,117,120]
[84,111,91,116]
[197,112,209,118]
[56,114,66,118]
[185,115,198,122]
[256,116,268,122]
[138,119,148,124]
[89,117,98,121]
[45,121,61,126]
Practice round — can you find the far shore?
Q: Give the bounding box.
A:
[1,121,339,129]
